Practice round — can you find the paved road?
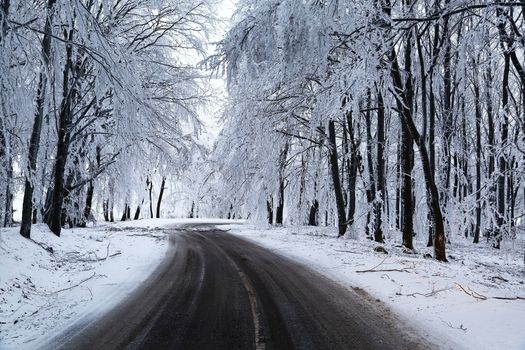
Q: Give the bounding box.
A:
[47,225,434,350]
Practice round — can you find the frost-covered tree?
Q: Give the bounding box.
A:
[0,0,216,237]
[209,0,525,262]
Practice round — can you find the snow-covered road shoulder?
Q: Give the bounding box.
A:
[224,223,525,350]
[0,220,171,349]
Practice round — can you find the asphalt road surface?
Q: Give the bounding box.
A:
[46,224,435,350]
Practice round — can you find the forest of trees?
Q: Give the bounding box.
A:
[2,0,525,263]
[205,0,525,262]
[0,0,216,237]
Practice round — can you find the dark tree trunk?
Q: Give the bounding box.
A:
[485,57,495,240]
[121,204,128,221]
[345,112,358,227]
[147,177,153,218]
[275,181,285,224]
[400,119,414,249]
[0,0,10,41]
[20,0,56,238]
[328,120,347,237]
[418,24,430,245]
[83,180,94,224]
[276,143,289,225]
[0,1,9,227]
[308,200,319,226]
[388,44,447,261]
[374,91,386,243]
[103,200,110,222]
[189,201,195,218]
[109,200,114,222]
[3,155,13,227]
[47,27,75,237]
[473,68,482,244]
[495,52,511,248]
[156,176,166,218]
[134,199,143,220]
[426,4,443,247]
[365,90,377,239]
[441,16,453,207]
[400,25,415,250]
[267,197,273,224]
[395,139,401,230]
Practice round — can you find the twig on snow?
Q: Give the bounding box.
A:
[30,239,54,255]
[454,283,487,300]
[334,249,362,254]
[356,257,413,273]
[440,318,467,332]
[405,286,452,298]
[46,273,100,295]
[455,283,525,301]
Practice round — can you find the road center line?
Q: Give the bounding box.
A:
[210,237,266,350]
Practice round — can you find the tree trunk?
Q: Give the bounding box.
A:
[485,51,496,240]
[109,180,115,222]
[103,200,110,222]
[389,45,447,261]
[400,25,415,250]
[473,65,482,244]
[147,177,153,218]
[0,0,9,41]
[121,204,128,221]
[3,153,13,227]
[267,197,273,224]
[134,199,143,220]
[328,120,347,237]
[441,16,453,208]
[345,113,358,227]
[83,180,94,225]
[156,176,166,218]
[47,27,75,237]
[20,0,57,238]
[276,143,289,225]
[308,200,319,226]
[495,52,510,248]
[374,91,386,243]
[189,201,195,218]
[365,91,377,239]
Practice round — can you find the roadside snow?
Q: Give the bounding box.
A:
[0,220,171,349]
[2,219,523,350]
[224,223,525,350]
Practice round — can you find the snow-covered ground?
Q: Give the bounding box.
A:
[0,220,174,349]
[2,219,524,350]
[224,223,525,350]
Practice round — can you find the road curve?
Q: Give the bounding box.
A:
[46,225,435,350]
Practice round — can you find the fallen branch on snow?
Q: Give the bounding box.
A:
[455,283,525,301]
[46,273,101,295]
[405,286,452,298]
[356,257,413,273]
[334,249,362,254]
[59,243,120,263]
[440,318,467,332]
[30,239,54,255]
[126,233,164,239]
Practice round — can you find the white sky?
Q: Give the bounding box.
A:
[198,0,238,147]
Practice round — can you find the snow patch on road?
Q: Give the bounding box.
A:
[224,223,525,350]
[0,220,171,349]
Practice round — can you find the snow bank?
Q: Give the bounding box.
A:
[225,223,525,350]
[0,221,171,349]
[2,219,522,350]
